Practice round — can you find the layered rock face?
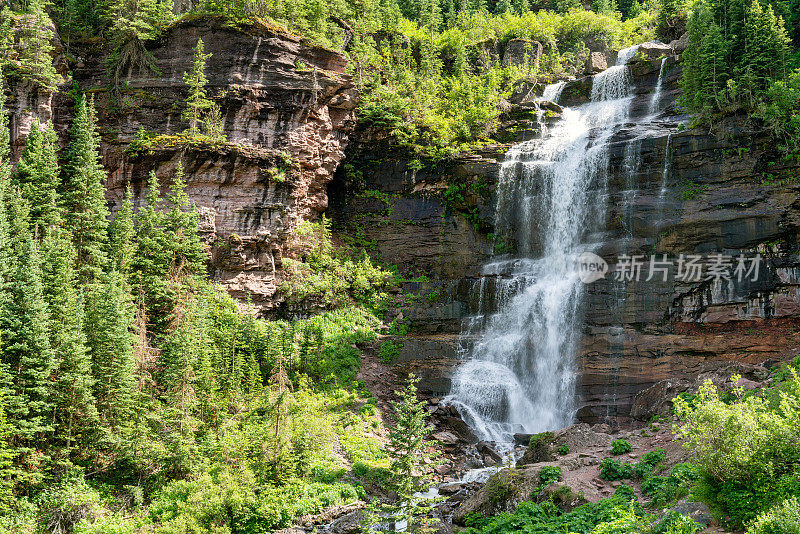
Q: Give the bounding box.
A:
[9,17,357,311]
[331,48,800,424]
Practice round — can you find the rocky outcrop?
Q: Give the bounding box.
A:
[24,17,359,311]
[4,14,71,158]
[502,39,542,69]
[585,52,608,74]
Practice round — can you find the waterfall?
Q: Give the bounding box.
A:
[648,57,668,115]
[616,44,640,66]
[655,133,674,227]
[541,81,566,103]
[444,68,636,444]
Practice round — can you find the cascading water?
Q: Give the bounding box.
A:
[444,60,638,445]
[648,57,668,115]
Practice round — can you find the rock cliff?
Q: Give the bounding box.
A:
[9,17,358,311]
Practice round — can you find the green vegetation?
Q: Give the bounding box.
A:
[182,38,224,140]
[539,465,562,485]
[10,0,658,158]
[363,374,441,533]
[674,371,800,529]
[678,0,800,157]
[0,81,408,533]
[599,458,634,481]
[280,217,395,310]
[747,496,800,534]
[611,438,633,455]
[462,486,702,534]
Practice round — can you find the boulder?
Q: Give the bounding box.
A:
[453,466,542,524]
[518,431,556,466]
[329,510,364,534]
[502,39,543,69]
[585,52,608,74]
[670,500,713,527]
[638,41,673,60]
[442,415,478,443]
[630,379,693,421]
[509,79,539,104]
[535,483,588,512]
[669,32,689,54]
[433,431,460,445]
[477,442,503,464]
[553,423,612,451]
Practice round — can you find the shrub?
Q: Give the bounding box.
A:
[525,431,556,463]
[642,476,680,507]
[611,439,633,456]
[747,497,800,534]
[377,339,403,363]
[539,466,563,486]
[674,375,800,528]
[35,472,102,534]
[459,490,640,533]
[633,450,666,479]
[599,458,633,481]
[653,510,702,533]
[557,444,570,455]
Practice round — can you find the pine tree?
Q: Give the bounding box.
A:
[0,374,13,513]
[658,0,685,39]
[182,38,214,136]
[17,0,64,90]
[40,228,97,459]
[739,0,790,104]
[85,271,135,432]
[165,163,206,279]
[15,121,61,230]
[681,1,729,113]
[62,94,110,284]
[109,186,136,276]
[106,0,174,87]
[131,167,205,339]
[364,374,441,534]
[0,232,56,487]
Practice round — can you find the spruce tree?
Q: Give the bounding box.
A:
[165,163,206,278]
[0,376,13,513]
[40,228,97,458]
[109,186,136,276]
[183,38,214,136]
[85,271,135,432]
[681,1,728,113]
[0,232,56,487]
[364,374,441,534]
[15,121,61,230]
[17,0,63,90]
[62,94,110,284]
[132,167,205,339]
